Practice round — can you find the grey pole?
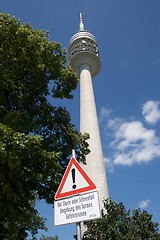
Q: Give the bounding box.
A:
[76,222,82,240]
[72,149,82,240]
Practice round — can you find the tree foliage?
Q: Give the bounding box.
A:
[83,199,160,240]
[0,13,89,239]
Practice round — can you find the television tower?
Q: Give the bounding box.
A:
[69,13,109,211]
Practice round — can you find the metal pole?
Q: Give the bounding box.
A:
[77,222,82,240]
[72,149,82,240]
[72,149,76,158]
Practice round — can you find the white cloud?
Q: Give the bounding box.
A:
[112,120,160,166]
[99,106,111,123]
[104,157,114,173]
[101,103,160,167]
[114,121,155,146]
[138,200,150,210]
[107,117,123,130]
[142,100,160,124]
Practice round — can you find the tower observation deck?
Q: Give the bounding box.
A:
[69,13,101,77]
[69,14,109,213]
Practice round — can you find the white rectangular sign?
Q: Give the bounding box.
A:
[54,190,100,225]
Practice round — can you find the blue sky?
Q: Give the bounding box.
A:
[1,0,160,239]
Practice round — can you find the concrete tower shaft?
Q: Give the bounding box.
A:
[69,14,109,211]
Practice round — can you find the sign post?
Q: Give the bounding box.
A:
[72,150,82,240]
[54,150,100,240]
[77,221,81,240]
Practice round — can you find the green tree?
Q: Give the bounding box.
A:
[83,199,160,240]
[0,13,89,239]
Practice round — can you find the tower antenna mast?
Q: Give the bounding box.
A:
[79,12,85,31]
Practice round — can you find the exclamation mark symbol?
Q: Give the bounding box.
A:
[71,168,76,189]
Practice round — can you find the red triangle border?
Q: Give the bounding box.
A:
[54,157,96,200]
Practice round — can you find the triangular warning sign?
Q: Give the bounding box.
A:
[54,157,96,200]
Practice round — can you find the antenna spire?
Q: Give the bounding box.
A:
[79,12,85,31]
